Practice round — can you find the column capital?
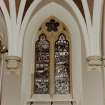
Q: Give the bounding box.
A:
[5,56,22,72]
[87,56,105,71]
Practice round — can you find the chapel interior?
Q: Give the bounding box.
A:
[0,0,105,105]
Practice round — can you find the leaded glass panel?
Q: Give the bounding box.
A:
[55,33,70,94]
[34,34,50,94]
[46,19,59,32]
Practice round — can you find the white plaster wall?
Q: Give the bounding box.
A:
[103,3,105,104]
[2,72,20,105]
[82,53,104,105]
[84,71,104,105]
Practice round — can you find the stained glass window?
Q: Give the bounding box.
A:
[55,33,70,94]
[34,17,72,96]
[34,33,50,94]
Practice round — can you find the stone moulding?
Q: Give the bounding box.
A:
[5,56,22,71]
[87,56,105,70]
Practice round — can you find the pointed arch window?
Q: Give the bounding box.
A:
[34,34,50,94]
[55,33,70,94]
[34,17,72,97]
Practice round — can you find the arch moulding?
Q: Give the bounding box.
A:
[21,2,86,105]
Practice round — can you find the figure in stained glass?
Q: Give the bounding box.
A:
[34,34,50,94]
[55,33,70,94]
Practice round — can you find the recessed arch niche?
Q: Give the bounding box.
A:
[21,2,86,105]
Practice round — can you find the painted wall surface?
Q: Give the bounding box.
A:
[2,72,20,105]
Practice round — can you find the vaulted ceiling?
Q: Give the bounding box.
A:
[73,0,94,17]
[3,0,33,16]
[73,0,84,17]
[87,0,94,17]
[4,0,9,14]
[3,0,94,18]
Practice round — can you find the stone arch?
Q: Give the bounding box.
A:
[21,2,86,105]
[18,0,89,57]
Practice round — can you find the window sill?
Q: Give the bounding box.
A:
[27,94,76,103]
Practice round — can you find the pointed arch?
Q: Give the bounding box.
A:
[18,0,89,57]
[21,2,86,105]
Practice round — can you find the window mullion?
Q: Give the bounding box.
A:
[49,39,55,98]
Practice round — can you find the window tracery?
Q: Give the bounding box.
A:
[46,19,59,32]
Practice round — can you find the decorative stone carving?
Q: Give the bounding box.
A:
[5,56,22,73]
[87,56,105,70]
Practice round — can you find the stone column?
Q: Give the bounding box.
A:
[86,56,105,105]
[4,56,22,105]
